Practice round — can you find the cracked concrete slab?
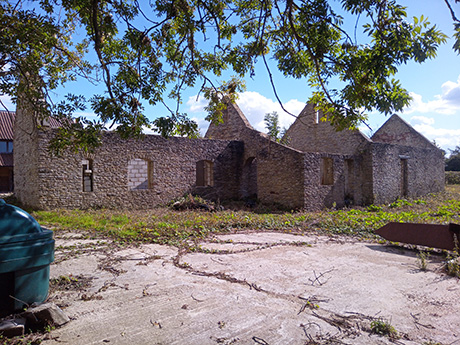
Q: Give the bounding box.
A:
[42,231,459,345]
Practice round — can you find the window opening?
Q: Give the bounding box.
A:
[82,159,93,192]
[344,159,354,204]
[196,160,214,187]
[241,157,257,198]
[400,158,408,197]
[0,141,13,153]
[320,157,334,185]
[0,168,13,192]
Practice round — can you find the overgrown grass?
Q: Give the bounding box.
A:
[29,185,460,247]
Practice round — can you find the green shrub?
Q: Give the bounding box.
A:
[446,171,460,185]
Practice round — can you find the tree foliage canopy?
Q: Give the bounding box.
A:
[446,146,460,171]
[264,111,289,144]
[0,0,458,152]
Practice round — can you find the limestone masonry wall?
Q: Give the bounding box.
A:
[285,103,372,155]
[371,114,436,150]
[14,98,445,211]
[29,130,243,210]
[371,143,445,204]
[14,105,40,208]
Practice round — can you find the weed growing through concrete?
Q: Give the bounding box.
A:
[445,235,460,278]
[417,251,429,271]
[445,252,460,278]
[370,318,399,339]
[49,274,93,292]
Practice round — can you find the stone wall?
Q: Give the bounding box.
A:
[25,130,243,210]
[301,152,373,210]
[205,100,255,142]
[371,114,436,150]
[284,104,372,155]
[302,153,342,210]
[283,106,445,207]
[207,101,309,208]
[206,101,354,209]
[371,143,445,204]
[14,96,445,211]
[257,142,306,209]
[14,105,40,208]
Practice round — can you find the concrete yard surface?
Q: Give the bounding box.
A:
[43,231,460,345]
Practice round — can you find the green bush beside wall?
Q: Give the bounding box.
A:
[446,171,460,184]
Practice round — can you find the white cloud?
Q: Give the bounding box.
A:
[186,95,208,113]
[142,125,157,135]
[236,91,304,131]
[190,116,210,137]
[409,116,460,150]
[403,75,460,115]
[441,77,460,107]
[409,115,435,126]
[186,91,306,135]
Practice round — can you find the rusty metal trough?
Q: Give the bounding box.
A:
[375,222,460,251]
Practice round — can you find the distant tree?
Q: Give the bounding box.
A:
[264,111,281,140]
[279,127,290,146]
[446,146,460,171]
[264,111,290,145]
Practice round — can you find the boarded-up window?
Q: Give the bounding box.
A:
[320,157,334,185]
[82,159,93,192]
[128,158,152,190]
[196,160,214,187]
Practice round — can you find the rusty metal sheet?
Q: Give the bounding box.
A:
[375,222,459,251]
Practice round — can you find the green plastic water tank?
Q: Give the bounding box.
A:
[0,199,54,316]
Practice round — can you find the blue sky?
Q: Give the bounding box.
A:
[1,0,459,152]
[183,0,460,152]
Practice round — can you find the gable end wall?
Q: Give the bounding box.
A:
[285,104,372,155]
[371,143,444,204]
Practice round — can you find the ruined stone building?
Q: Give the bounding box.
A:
[12,100,444,210]
[282,104,445,206]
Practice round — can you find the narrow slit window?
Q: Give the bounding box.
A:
[82,159,93,192]
[320,157,334,185]
[400,158,408,197]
